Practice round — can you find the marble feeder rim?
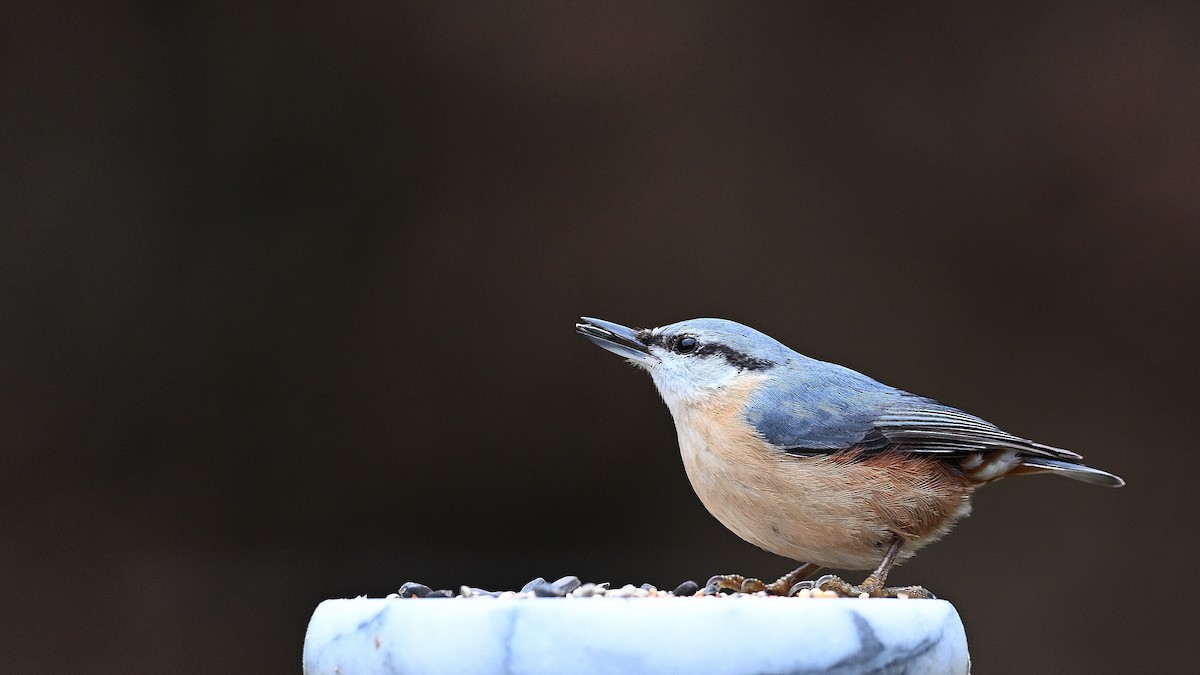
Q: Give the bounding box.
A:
[303,595,971,675]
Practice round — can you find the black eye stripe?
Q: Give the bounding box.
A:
[637,329,774,371]
[695,343,774,371]
[635,329,659,346]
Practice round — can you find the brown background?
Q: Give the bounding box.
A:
[2,2,1197,673]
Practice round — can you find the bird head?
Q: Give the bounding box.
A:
[576,317,792,408]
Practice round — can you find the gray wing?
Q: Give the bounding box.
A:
[748,379,1081,461]
[853,395,1082,460]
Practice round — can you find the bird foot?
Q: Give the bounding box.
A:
[705,563,824,596]
[705,574,771,594]
[813,574,936,599]
[704,573,803,595]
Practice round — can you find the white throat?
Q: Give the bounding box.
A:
[647,357,742,415]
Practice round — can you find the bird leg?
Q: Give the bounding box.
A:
[705,562,823,595]
[815,537,936,598]
[768,562,824,595]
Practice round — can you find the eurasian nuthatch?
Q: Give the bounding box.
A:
[576,317,1123,597]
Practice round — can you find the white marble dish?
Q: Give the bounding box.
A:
[303,596,969,674]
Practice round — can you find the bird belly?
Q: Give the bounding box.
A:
[673,406,974,571]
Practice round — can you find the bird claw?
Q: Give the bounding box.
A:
[786,580,816,595]
[813,574,936,599]
[701,574,761,594]
[706,565,824,596]
[705,574,752,594]
[705,574,776,594]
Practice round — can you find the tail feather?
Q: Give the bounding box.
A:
[1016,457,1125,487]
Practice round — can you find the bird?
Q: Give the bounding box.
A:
[575,316,1124,598]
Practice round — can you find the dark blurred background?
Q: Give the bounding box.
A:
[2,2,1197,673]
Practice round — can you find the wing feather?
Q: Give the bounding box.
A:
[782,394,1082,461]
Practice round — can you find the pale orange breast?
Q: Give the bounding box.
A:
[668,378,976,570]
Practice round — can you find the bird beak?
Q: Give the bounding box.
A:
[576,317,659,367]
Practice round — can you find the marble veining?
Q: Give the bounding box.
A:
[303,597,969,675]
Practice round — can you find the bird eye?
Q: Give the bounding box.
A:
[676,336,699,354]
